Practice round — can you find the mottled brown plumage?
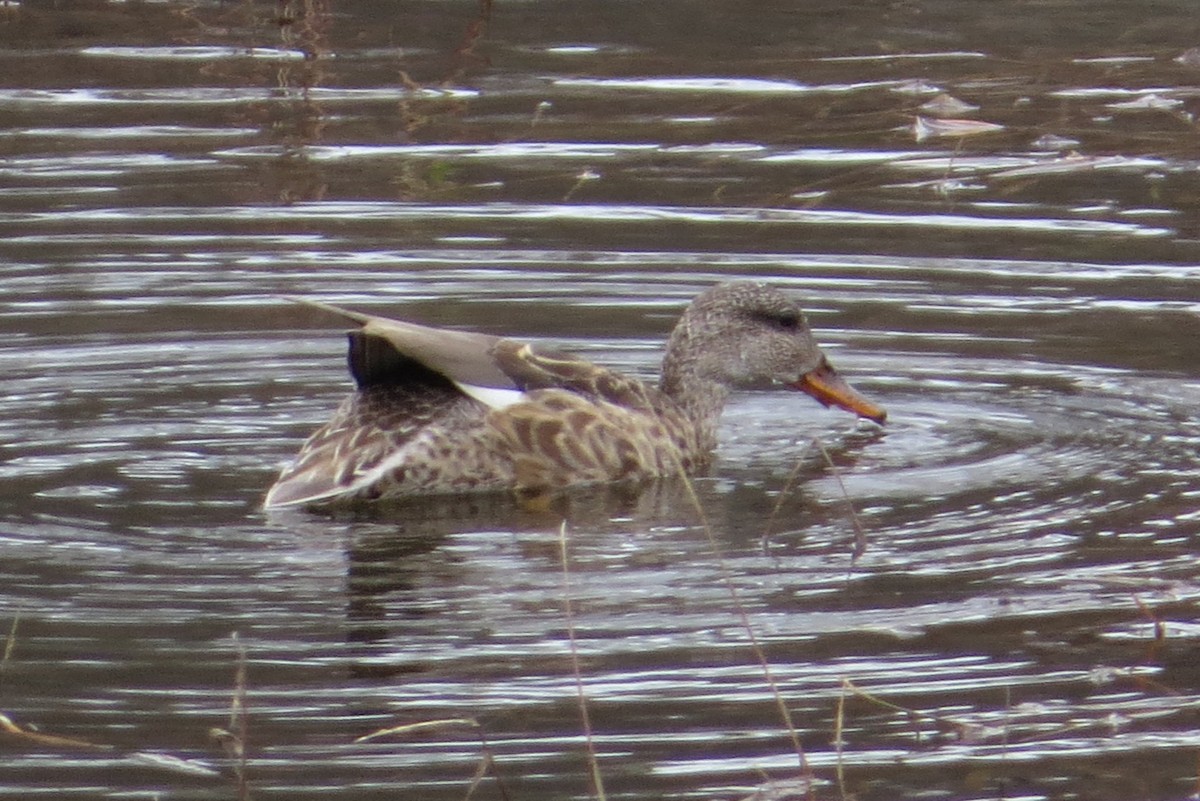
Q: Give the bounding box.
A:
[264,282,886,509]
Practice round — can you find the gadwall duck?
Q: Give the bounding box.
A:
[264,282,885,508]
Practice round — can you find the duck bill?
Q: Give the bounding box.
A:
[790,358,887,424]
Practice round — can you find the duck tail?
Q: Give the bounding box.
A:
[281,296,374,326]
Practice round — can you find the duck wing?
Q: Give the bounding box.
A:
[267,299,511,507]
[264,380,475,508]
[485,339,688,489]
[267,299,678,505]
[288,297,658,408]
[489,339,659,412]
[288,297,525,405]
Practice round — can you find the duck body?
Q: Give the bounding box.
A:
[264,282,885,509]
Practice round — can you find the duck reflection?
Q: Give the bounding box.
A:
[325,425,884,682]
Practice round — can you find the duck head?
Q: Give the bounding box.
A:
[662,282,886,424]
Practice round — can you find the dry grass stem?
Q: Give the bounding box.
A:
[834,681,847,798]
[228,631,252,801]
[674,466,811,787]
[1,615,17,697]
[840,678,971,743]
[760,440,818,552]
[558,520,608,801]
[2,615,16,666]
[355,717,481,743]
[0,711,110,751]
[2,709,218,778]
[354,716,509,800]
[809,437,869,561]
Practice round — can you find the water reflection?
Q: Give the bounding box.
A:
[1,0,1200,798]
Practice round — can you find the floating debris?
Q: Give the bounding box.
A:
[738,776,815,801]
[1105,93,1183,111]
[891,79,943,96]
[1071,55,1155,66]
[920,93,980,116]
[988,154,1139,180]
[1031,133,1082,151]
[1175,47,1200,67]
[128,751,222,778]
[531,100,553,126]
[912,115,1004,142]
[789,190,830,204]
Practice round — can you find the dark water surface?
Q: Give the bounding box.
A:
[2,1,1199,799]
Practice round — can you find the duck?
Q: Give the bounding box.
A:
[264,282,886,509]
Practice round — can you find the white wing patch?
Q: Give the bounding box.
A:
[456,383,525,410]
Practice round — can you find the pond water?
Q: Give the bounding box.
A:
[1,1,1199,799]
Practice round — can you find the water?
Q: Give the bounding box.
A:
[1,1,1199,799]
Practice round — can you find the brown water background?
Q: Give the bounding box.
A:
[1,1,1199,799]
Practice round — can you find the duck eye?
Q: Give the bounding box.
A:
[775,312,800,331]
